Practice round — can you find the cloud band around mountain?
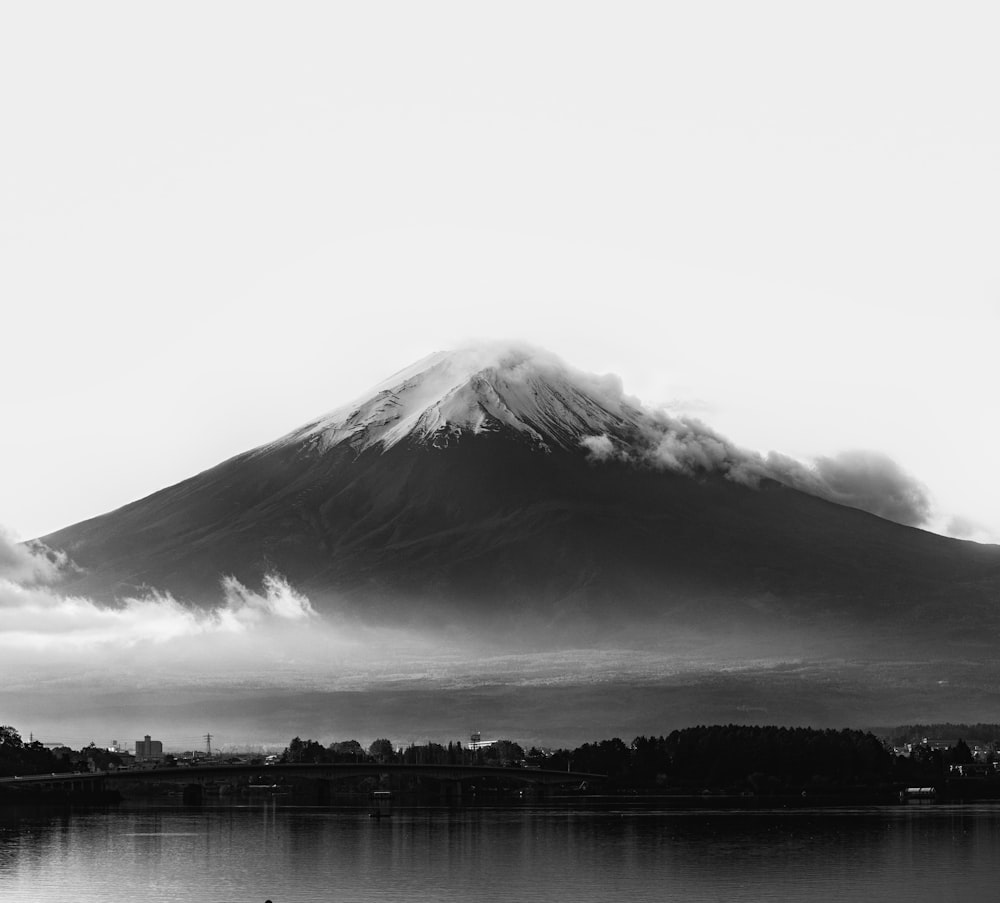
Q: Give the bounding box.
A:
[0,530,317,656]
[581,414,932,530]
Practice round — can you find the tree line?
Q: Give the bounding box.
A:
[283,737,526,768]
[543,726,981,792]
[0,725,122,778]
[2,721,985,794]
[282,725,982,794]
[546,726,896,792]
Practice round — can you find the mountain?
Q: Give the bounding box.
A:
[41,344,1000,653]
[274,345,646,454]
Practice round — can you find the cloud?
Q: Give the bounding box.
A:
[0,570,316,652]
[0,529,320,661]
[447,346,938,531]
[811,450,931,527]
[644,415,764,488]
[581,434,618,462]
[0,523,444,696]
[579,406,933,529]
[0,528,75,584]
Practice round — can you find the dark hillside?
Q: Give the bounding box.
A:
[42,429,1000,651]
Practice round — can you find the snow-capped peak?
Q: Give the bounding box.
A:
[277,343,646,454]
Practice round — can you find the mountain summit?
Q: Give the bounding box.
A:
[270,344,644,455]
[41,344,1000,653]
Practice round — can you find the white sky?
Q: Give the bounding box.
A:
[2,1,998,542]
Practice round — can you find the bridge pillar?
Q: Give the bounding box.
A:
[182,783,203,805]
[439,780,462,804]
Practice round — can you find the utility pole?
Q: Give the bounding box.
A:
[204,733,212,757]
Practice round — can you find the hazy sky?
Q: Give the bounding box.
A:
[3,1,998,543]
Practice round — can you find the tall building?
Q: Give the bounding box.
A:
[135,734,163,761]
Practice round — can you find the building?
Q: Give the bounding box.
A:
[468,731,498,751]
[135,734,164,762]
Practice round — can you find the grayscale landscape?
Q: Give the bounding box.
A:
[3,4,1000,902]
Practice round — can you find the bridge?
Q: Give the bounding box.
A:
[0,762,605,799]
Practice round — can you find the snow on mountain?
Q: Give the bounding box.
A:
[274,343,647,455]
[257,343,942,534]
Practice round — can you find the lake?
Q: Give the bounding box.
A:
[2,798,999,902]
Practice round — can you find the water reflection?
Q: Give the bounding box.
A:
[1,802,999,902]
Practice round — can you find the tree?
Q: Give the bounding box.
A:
[0,725,23,750]
[0,725,59,777]
[328,740,364,761]
[487,740,525,767]
[76,744,123,772]
[948,739,974,766]
[368,739,395,762]
[402,742,448,765]
[285,737,329,764]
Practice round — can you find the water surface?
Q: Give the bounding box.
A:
[1,800,997,902]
